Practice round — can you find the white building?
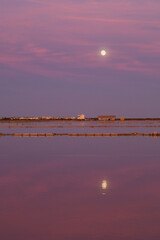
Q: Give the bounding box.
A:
[77,114,85,120]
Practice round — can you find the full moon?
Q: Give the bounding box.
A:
[100,50,107,56]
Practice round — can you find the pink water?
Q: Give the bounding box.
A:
[0,134,160,240]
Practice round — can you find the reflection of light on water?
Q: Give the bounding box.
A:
[101,180,108,195]
[102,180,107,189]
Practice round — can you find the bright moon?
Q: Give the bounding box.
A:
[100,50,107,56]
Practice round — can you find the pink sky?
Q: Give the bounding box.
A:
[1,0,160,117]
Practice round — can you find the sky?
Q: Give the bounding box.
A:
[1,0,160,117]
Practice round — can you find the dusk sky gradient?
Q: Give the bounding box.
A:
[1,0,160,117]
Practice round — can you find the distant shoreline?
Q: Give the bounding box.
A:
[1,118,160,123]
[0,132,160,138]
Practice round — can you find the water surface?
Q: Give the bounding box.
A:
[0,123,160,240]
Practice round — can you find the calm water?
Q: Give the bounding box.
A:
[1,120,160,134]
[0,122,160,240]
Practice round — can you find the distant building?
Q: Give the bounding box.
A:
[41,116,53,120]
[98,115,116,121]
[120,116,125,121]
[77,114,85,120]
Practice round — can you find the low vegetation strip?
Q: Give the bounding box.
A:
[1,125,160,128]
[0,132,160,137]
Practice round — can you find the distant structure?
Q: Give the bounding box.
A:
[98,115,116,121]
[41,116,53,120]
[120,116,125,121]
[77,114,85,120]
